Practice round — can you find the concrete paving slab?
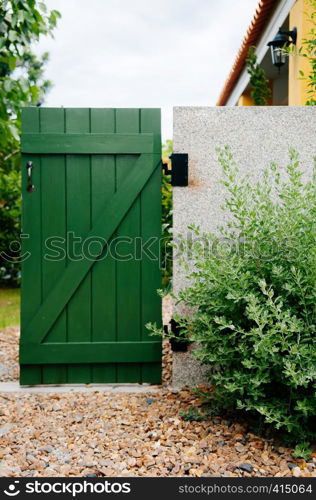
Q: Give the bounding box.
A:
[0,381,167,393]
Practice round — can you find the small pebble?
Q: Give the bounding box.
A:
[184,464,191,474]
[236,444,246,453]
[40,446,53,453]
[238,463,253,473]
[292,467,301,477]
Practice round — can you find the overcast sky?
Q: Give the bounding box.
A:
[35,0,259,140]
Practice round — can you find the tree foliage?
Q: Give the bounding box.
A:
[0,0,60,152]
[0,0,60,285]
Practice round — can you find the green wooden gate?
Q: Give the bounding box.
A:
[20,107,162,385]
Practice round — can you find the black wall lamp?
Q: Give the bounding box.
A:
[267,27,297,69]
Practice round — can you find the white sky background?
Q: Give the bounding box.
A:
[34,0,260,141]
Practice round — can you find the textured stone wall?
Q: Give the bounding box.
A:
[172,106,316,387]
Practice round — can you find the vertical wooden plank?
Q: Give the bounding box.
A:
[116,109,142,382]
[65,108,91,383]
[40,108,67,384]
[20,107,42,385]
[90,109,117,382]
[90,109,115,133]
[140,109,162,383]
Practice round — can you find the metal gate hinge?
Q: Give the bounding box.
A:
[162,153,189,187]
[168,318,189,352]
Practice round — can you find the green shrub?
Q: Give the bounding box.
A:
[292,442,312,460]
[150,147,316,440]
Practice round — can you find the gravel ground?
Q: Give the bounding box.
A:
[0,389,315,477]
[0,327,19,382]
[1,296,316,478]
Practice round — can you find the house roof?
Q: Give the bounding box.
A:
[216,0,278,105]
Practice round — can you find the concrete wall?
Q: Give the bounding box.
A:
[172,106,316,387]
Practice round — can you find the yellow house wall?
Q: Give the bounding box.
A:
[238,94,254,106]
[289,0,314,105]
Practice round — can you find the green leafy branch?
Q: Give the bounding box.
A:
[245,46,271,105]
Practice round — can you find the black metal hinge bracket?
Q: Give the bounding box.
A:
[162,153,188,187]
[168,318,189,352]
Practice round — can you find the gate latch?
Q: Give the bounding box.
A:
[26,161,35,193]
[162,153,188,187]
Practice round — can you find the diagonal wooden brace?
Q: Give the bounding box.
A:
[21,153,161,347]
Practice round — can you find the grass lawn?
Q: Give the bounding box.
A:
[0,288,20,328]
